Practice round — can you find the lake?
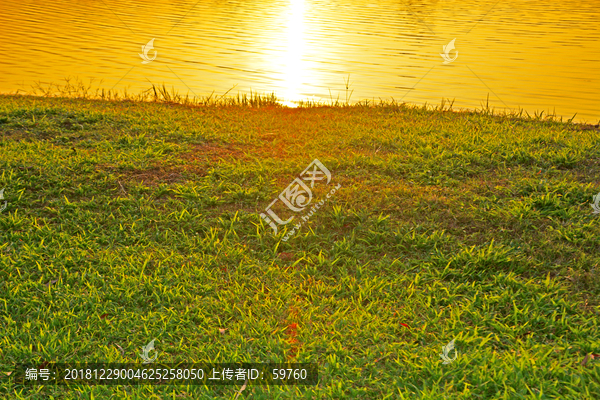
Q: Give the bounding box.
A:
[0,0,598,123]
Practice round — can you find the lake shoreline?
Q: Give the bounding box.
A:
[1,91,598,128]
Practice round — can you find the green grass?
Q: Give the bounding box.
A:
[0,86,599,399]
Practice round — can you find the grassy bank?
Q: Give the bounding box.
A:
[0,92,599,399]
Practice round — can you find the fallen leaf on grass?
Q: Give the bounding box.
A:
[115,344,125,356]
[581,354,591,366]
[2,371,12,376]
[233,379,248,400]
[118,180,127,194]
[100,313,109,319]
[218,328,227,334]
[580,354,599,366]
[44,279,58,288]
[399,323,410,328]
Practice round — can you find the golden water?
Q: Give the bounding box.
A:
[0,0,598,122]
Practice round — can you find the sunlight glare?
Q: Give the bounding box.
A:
[281,0,305,107]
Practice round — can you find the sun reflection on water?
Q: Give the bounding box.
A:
[281,0,305,107]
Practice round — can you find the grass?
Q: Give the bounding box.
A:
[0,83,599,399]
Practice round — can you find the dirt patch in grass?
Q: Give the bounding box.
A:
[181,143,251,163]
[96,163,205,187]
[126,166,188,185]
[0,129,36,141]
[95,142,257,186]
[572,123,600,131]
